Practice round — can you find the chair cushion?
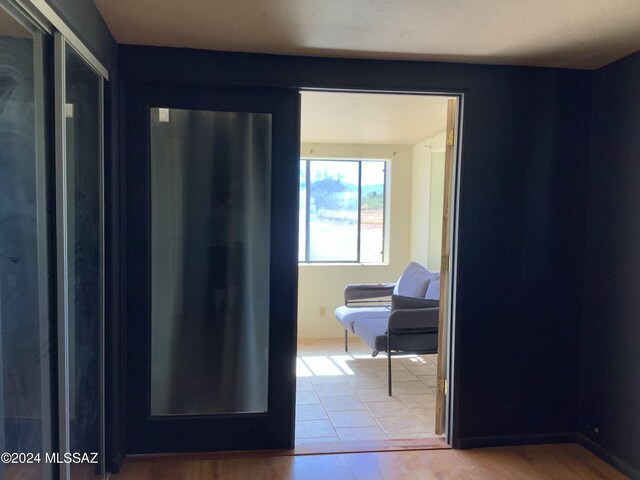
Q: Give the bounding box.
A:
[393,262,432,297]
[425,272,441,300]
[335,306,390,333]
[353,317,388,350]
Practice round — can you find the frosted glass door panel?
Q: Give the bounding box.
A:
[150,108,271,416]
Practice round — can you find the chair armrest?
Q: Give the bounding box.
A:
[388,307,439,332]
[391,294,439,310]
[344,283,396,304]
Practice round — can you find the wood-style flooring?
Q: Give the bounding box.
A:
[116,444,629,479]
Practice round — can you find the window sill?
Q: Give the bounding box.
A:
[298,262,389,267]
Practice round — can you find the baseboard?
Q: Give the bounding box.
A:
[575,434,640,480]
[106,452,124,474]
[454,432,578,449]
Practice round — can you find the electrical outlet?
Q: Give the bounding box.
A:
[319,306,326,317]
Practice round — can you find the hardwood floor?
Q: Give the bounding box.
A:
[116,444,629,479]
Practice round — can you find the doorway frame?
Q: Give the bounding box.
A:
[296,87,463,447]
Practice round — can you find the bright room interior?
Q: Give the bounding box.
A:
[295,91,453,447]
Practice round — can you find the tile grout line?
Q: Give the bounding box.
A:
[296,339,440,444]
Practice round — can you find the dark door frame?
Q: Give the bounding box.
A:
[115,47,467,466]
[122,83,300,454]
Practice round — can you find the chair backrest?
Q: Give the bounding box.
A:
[393,262,433,298]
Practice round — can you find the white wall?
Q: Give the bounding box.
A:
[410,131,446,271]
[410,138,432,267]
[427,151,445,270]
[298,143,413,338]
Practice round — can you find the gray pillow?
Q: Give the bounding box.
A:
[392,262,433,297]
[391,294,439,311]
[425,272,441,300]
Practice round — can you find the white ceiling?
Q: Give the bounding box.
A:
[95,0,640,69]
[301,92,450,145]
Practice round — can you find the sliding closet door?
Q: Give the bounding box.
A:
[55,34,105,479]
[125,85,299,453]
[0,5,52,480]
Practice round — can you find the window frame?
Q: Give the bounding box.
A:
[299,157,387,264]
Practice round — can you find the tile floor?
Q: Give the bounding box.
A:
[295,337,440,446]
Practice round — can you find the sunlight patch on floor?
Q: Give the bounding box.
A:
[299,356,344,376]
[296,358,313,377]
[328,355,355,375]
[408,356,427,364]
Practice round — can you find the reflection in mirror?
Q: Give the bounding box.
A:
[150,107,271,416]
[0,6,50,480]
[62,42,103,479]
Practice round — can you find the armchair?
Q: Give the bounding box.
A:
[334,262,440,395]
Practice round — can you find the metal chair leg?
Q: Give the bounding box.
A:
[387,332,392,396]
[344,329,349,352]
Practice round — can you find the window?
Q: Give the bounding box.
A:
[299,159,386,263]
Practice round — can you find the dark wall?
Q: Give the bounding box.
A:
[120,46,592,446]
[454,68,591,443]
[581,51,640,475]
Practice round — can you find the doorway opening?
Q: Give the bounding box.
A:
[295,91,460,453]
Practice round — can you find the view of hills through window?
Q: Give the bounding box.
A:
[299,159,386,262]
